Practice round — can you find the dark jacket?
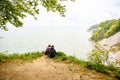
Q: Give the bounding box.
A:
[48,48,56,58]
[45,47,51,55]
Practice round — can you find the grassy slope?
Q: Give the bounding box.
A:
[55,52,120,79]
[0,51,120,79]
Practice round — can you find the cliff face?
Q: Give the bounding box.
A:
[99,31,120,50]
[99,32,120,67]
[89,19,120,66]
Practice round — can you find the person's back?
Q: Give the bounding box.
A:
[45,45,51,55]
[48,46,56,58]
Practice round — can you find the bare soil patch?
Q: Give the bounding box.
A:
[0,55,117,80]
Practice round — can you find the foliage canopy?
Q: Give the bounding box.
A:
[89,19,120,41]
[0,0,74,30]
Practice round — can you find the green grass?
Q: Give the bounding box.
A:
[0,51,120,79]
[54,51,86,65]
[85,61,110,74]
[85,61,120,79]
[115,68,120,79]
[0,51,44,62]
[86,49,120,79]
[54,51,120,79]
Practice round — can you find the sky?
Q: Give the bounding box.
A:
[5,0,120,30]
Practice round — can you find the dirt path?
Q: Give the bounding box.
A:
[0,55,117,80]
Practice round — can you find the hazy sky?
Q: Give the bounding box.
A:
[4,0,120,31]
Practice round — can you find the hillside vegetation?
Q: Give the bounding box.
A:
[0,51,120,79]
[89,19,120,41]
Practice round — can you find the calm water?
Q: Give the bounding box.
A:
[0,25,93,59]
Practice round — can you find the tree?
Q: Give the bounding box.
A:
[0,0,74,31]
[90,19,120,41]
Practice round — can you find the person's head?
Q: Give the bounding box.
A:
[48,45,51,47]
[51,45,54,48]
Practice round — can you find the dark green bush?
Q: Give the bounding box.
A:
[56,52,67,57]
[85,61,108,74]
[85,61,93,69]
[115,68,120,79]
[106,65,117,71]
[61,56,67,61]
[55,52,68,61]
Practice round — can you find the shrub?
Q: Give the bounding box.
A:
[115,68,120,79]
[88,49,108,64]
[106,65,117,71]
[85,61,108,74]
[56,52,67,57]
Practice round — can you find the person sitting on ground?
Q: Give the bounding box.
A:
[44,45,51,55]
[48,45,56,58]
